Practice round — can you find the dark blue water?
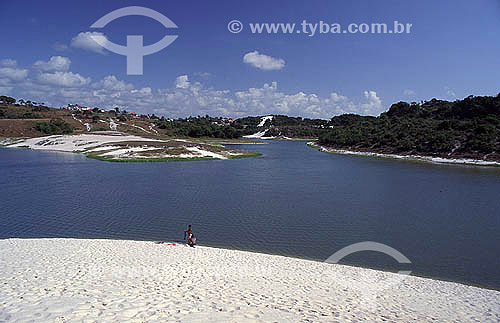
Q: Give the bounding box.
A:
[1,142,499,289]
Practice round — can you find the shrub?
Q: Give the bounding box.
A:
[35,119,73,135]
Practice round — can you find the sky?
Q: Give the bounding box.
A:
[1,0,500,119]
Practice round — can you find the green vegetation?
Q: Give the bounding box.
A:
[0,104,49,119]
[155,115,329,140]
[155,116,242,139]
[227,152,263,159]
[319,95,500,160]
[35,119,73,135]
[233,115,329,138]
[0,96,16,105]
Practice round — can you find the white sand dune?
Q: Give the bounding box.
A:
[257,116,274,127]
[4,134,246,160]
[185,146,227,159]
[7,133,162,153]
[98,146,160,157]
[0,239,498,322]
[243,130,276,140]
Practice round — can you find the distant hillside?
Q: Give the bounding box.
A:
[4,93,500,162]
[0,98,241,139]
[0,97,329,140]
[318,95,500,161]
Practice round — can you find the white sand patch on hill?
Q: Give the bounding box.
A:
[119,122,153,135]
[0,239,498,322]
[185,146,227,159]
[98,146,160,157]
[257,115,274,127]
[7,133,162,152]
[85,145,122,153]
[109,118,118,131]
[243,130,276,140]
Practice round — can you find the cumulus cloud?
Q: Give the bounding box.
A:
[0,68,28,82]
[3,57,387,118]
[231,82,383,118]
[175,75,190,89]
[94,75,134,91]
[37,71,91,87]
[243,51,285,71]
[33,56,71,72]
[70,32,108,54]
[0,59,28,82]
[360,90,383,115]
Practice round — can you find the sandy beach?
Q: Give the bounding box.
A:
[309,142,500,167]
[0,239,498,322]
[2,133,258,161]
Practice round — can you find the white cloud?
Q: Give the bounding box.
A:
[37,71,91,87]
[0,68,28,82]
[33,56,71,72]
[0,59,28,82]
[4,57,387,118]
[175,75,190,89]
[232,82,383,118]
[70,32,108,54]
[94,75,134,91]
[360,90,383,115]
[243,51,285,71]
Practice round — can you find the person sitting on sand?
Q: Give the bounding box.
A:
[184,224,192,241]
[188,234,196,247]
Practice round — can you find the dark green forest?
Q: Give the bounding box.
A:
[154,117,242,139]
[318,95,500,159]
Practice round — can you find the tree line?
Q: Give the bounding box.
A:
[319,95,500,156]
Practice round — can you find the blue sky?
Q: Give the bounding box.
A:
[1,0,500,118]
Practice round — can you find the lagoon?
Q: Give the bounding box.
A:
[1,141,499,289]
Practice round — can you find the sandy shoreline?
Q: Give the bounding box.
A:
[1,133,260,161]
[1,239,499,322]
[309,142,500,167]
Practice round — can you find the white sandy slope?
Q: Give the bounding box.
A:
[257,116,274,127]
[6,133,161,153]
[0,239,498,322]
[4,134,232,160]
[242,130,276,140]
[243,116,277,140]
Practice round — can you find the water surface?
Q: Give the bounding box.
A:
[1,142,499,289]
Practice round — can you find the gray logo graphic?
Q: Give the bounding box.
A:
[90,6,178,75]
[227,20,243,33]
[325,241,412,309]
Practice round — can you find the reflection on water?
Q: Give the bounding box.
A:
[1,142,499,289]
